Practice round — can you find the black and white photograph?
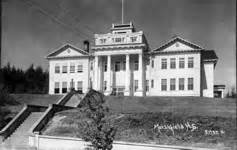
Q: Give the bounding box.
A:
[0,0,236,149]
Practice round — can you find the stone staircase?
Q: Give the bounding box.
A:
[0,90,82,149]
[3,112,43,147]
[64,93,84,107]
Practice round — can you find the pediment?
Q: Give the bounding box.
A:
[47,44,88,58]
[154,36,203,52]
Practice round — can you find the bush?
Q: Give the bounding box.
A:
[77,89,117,150]
[0,88,18,106]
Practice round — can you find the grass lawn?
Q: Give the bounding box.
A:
[42,96,236,149]
[105,96,236,118]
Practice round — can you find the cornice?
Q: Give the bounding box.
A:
[92,43,146,50]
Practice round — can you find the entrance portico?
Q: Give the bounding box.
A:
[91,22,148,96]
[93,52,144,96]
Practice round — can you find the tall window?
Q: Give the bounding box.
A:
[151,79,154,88]
[170,58,176,69]
[188,78,194,90]
[170,78,176,91]
[62,65,67,73]
[122,61,126,70]
[77,64,83,72]
[188,57,194,68]
[130,36,137,42]
[179,78,184,90]
[134,61,138,70]
[62,82,67,93]
[151,60,154,68]
[54,82,60,94]
[55,65,60,73]
[146,80,149,92]
[161,58,167,69]
[104,81,107,91]
[161,79,167,91]
[104,63,107,72]
[179,58,185,68]
[77,81,83,93]
[70,64,75,73]
[134,80,138,91]
[90,62,93,70]
[70,80,75,90]
[115,62,120,72]
[113,37,125,43]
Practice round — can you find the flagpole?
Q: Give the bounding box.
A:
[122,0,124,24]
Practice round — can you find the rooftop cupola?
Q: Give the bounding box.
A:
[111,22,135,34]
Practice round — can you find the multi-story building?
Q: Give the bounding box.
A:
[46,22,218,97]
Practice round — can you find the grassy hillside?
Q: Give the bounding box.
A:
[105,96,236,118]
[42,96,236,149]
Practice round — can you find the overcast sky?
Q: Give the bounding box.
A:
[1,0,236,89]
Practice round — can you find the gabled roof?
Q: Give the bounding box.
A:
[153,36,203,52]
[46,44,89,58]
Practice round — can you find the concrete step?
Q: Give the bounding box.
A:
[3,112,43,146]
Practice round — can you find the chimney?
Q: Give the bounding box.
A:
[83,40,90,53]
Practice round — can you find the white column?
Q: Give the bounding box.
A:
[105,55,111,95]
[98,57,102,91]
[137,53,144,96]
[124,54,130,96]
[94,56,99,90]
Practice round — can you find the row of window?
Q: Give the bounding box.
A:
[151,57,194,69]
[145,78,194,91]
[102,78,193,93]
[99,36,138,44]
[103,80,140,92]
[54,81,83,93]
[55,64,83,74]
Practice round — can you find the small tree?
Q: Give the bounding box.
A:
[77,89,116,150]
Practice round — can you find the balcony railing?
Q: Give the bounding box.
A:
[95,32,143,46]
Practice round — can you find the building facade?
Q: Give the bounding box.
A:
[46,23,218,97]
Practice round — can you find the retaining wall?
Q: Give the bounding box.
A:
[29,135,218,150]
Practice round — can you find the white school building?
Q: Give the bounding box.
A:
[46,22,218,97]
